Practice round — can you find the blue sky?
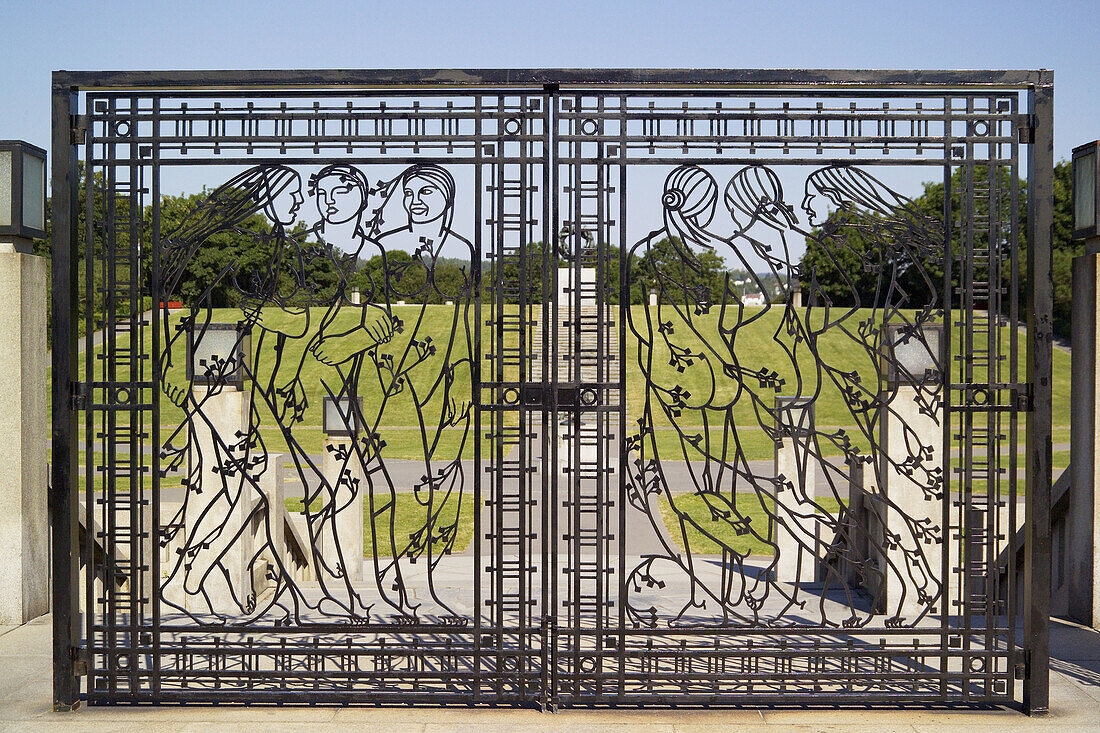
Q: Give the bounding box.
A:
[1,0,1095,160]
[1,0,1095,265]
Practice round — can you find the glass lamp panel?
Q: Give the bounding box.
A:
[323,397,355,434]
[1076,150,1097,231]
[0,151,11,228]
[892,326,939,383]
[21,151,44,231]
[192,326,245,383]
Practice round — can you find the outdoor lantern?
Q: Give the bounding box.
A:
[1073,140,1100,242]
[322,395,364,437]
[0,140,47,251]
[187,322,250,388]
[884,321,944,387]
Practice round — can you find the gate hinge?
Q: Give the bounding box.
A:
[1013,383,1033,412]
[71,381,89,411]
[71,646,89,677]
[1017,114,1035,145]
[1014,649,1030,680]
[70,114,90,146]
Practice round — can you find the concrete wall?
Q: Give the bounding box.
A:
[1070,252,1100,628]
[0,252,48,624]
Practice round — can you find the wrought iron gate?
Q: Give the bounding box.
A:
[50,70,1054,711]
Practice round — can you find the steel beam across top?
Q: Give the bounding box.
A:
[52,68,1053,92]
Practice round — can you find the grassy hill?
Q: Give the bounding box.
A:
[82,303,1068,464]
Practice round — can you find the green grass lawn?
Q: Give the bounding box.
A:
[285,492,478,557]
[79,304,1070,467]
[659,491,842,556]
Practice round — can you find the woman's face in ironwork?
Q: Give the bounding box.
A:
[801,190,821,226]
[402,175,447,225]
[269,178,304,226]
[314,174,365,225]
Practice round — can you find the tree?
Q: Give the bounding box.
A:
[795,165,1084,335]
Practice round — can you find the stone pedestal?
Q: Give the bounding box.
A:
[883,385,944,619]
[772,398,817,584]
[558,266,595,305]
[321,438,364,581]
[256,452,285,592]
[0,251,48,624]
[1070,252,1100,628]
[184,386,253,615]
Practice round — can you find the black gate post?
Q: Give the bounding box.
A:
[50,74,81,711]
[1024,72,1054,716]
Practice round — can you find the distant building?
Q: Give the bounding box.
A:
[742,292,767,306]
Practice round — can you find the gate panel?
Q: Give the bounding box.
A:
[57,71,1051,709]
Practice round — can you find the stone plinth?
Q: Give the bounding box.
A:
[1070,252,1100,628]
[883,385,944,620]
[321,438,364,582]
[182,386,253,615]
[772,398,818,585]
[0,251,48,624]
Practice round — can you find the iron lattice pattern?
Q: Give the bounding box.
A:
[79,85,1027,705]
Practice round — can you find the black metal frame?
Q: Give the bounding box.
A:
[49,68,1054,714]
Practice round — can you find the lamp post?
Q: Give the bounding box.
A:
[0,140,48,626]
[883,321,944,387]
[1073,140,1100,252]
[187,322,250,389]
[1070,140,1100,627]
[322,395,364,437]
[0,141,46,254]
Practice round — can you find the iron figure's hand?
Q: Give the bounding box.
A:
[444,395,472,427]
[276,377,308,423]
[310,334,359,366]
[163,377,189,408]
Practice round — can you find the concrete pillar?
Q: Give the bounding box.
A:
[883,385,944,619]
[184,386,253,615]
[350,288,361,305]
[321,438,364,582]
[772,398,817,584]
[0,250,48,624]
[1070,252,1100,628]
[256,453,285,594]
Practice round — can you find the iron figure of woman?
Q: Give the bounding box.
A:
[624,164,787,627]
[310,162,475,622]
[158,164,317,624]
[798,164,946,623]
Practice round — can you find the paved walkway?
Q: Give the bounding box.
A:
[2,614,1099,731]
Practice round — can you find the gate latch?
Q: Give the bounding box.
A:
[70,381,90,412]
[70,114,90,146]
[521,382,601,411]
[71,646,89,677]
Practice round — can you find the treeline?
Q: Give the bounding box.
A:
[799,162,1078,336]
[38,162,1080,337]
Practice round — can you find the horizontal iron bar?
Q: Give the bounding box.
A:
[55,68,1052,91]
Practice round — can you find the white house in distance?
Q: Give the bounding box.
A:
[742,292,767,306]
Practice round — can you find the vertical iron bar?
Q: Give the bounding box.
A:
[149,94,162,698]
[472,93,484,703]
[51,79,81,712]
[616,94,628,702]
[939,99,954,700]
[1023,77,1054,716]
